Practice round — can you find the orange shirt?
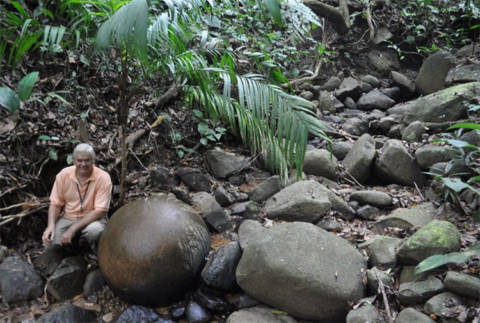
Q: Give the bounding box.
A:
[50,166,112,220]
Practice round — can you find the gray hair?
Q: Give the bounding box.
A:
[73,143,96,161]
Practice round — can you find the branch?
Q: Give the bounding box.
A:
[155,84,179,109]
[303,0,349,34]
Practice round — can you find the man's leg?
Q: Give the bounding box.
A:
[80,217,107,250]
[53,217,75,246]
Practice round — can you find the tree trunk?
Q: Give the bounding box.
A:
[117,55,129,206]
[303,0,349,34]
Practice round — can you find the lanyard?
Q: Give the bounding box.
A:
[76,181,90,213]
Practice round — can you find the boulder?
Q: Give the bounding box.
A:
[396,308,435,323]
[402,82,480,123]
[446,63,480,84]
[236,222,366,322]
[361,75,380,88]
[397,220,461,264]
[374,139,426,186]
[357,89,396,111]
[350,190,392,208]
[346,304,379,323]
[46,256,87,301]
[33,245,67,277]
[416,50,456,94]
[342,117,369,136]
[398,275,445,305]
[205,149,249,178]
[359,235,402,267]
[334,77,361,101]
[342,134,377,184]
[391,71,415,93]
[332,141,354,160]
[322,76,342,91]
[264,180,331,223]
[375,202,436,231]
[367,49,400,74]
[303,149,337,180]
[226,306,298,323]
[176,167,211,192]
[424,292,464,317]
[401,121,426,142]
[248,176,283,203]
[98,194,210,306]
[238,220,265,250]
[201,241,241,291]
[214,186,236,206]
[0,256,44,303]
[444,271,480,300]
[192,192,232,232]
[149,166,175,190]
[415,145,457,169]
[37,303,96,323]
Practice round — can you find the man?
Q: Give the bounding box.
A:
[42,143,112,250]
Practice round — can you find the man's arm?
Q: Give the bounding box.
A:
[60,208,105,244]
[42,204,62,245]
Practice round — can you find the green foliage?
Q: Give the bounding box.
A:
[414,243,480,275]
[193,109,227,146]
[0,71,39,112]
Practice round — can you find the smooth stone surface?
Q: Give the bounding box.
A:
[83,269,105,297]
[33,245,67,277]
[192,289,231,313]
[0,245,8,263]
[236,222,366,322]
[238,220,264,250]
[415,145,457,169]
[192,192,232,232]
[186,301,211,323]
[98,194,210,306]
[37,304,96,323]
[398,275,445,305]
[47,256,87,301]
[342,117,369,136]
[367,49,400,73]
[356,205,380,220]
[357,89,396,111]
[116,305,169,323]
[391,71,415,93]
[201,241,241,291]
[366,267,393,293]
[416,50,456,94]
[396,308,435,323]
[402,121,426,142]
[303,149,337,180]
[444,271,480,300]
[226,306,297,323]
[397,220,461,265]
[342,134,377,184]
[214,186,236,207]
[345,304,379,323]
[446,63,480,83]
[205,149,249,178]
[0,256,44,303]
[335,77,361,101]
[248,176,283,203]
[399,266,417,284]
[350,190,392,208]
[176,167,211,192]
[375,202,436,231]
[360,235,402,267]
[264,180,331,223]
[332,141,354,160]
[424,292,464,317]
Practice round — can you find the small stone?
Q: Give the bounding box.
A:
[331,141,353,160]
[116,306,165,323]
[192,289,231,313]
[149,166,174,190]
[226,306,297,323]
[192,192,232,232]
[300,91,314,100]
[37,303,96,323]
[357,89,396,111]
[350,190,392,208]
[366,267,393,293]
[186,301,211,323]
[33,245,67,277]
[83,269,105,297]
[214,186,235,207]
[317,217,343,232]
[342,117,369,136]
[356,205,380,220]
[303,149,337,180]
[424,292,464,317]
[176,167,211,192]
[391,71,415,93]
[399,275,445,305]
[402,121,426,142]
[201,241,241,291]
[343,134,377,184]
[248,175,283,203]
[335,77,361,101]
[375,202,436,231]
[416,50,456,95]
[361,235,402,267]
[344,97,357,110]
[205,150,249,179]
[399,266,417,284]
[444,271,480,300]
[46,256,87,301]
[396,308,435,323]
[346,304,379,323]
[322,76,342,91]
[380,87,401,100]
[378,116,399,132]
[415,145,457,170]
[0,256,44,303]
[361,75,380,87]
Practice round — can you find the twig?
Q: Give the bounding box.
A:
[375,270,394,323]
[414,182,424,201]
[128,148,148,171]
[364,0,375,42]
[0,205,49,227]
[0,184,27,198]
[155,85,179,110]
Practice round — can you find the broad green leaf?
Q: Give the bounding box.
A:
[48,148,58,161]
[448,123,480,131]
[264,0,283,26]
[17,71,39,101]
[38,135,51,140]
[198,122,208,135]
[442,177,469,192]
[0,87,20,112]
[414,245,480,275]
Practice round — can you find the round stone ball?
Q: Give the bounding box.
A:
[98,193,210,306]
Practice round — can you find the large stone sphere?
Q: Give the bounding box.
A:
[98,194,210,306]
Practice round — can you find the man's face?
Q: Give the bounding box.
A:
[73,151,94,176]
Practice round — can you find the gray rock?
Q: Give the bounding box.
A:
[192,192,232,232]
[343,134,377,184]
[300,91,314,100]
[402,82,479,123]
[446,63,480,84]
[46,256,87,301]
[0,256,44,303]
[391,71,415,93]
[238,220,264,250]
[264,180,331,223]
[231,201,250,215]
[192,288,231,314]
[344,97,357,110]
[350,190,392,208]
[318,90,340,113]
[176,167,211,192]
[399,275,445,305]
[388,124,404,138]
[367,49,400,73]
[444,271,480,300]
[332,141,354,160]
[360,235,402,267]
[374,139,426,186]
[346,304,379,323]
[322,76,342,91]
[357,89,396,111]
[415,145,457,169]
[149,166,175,190]
[335,77,361,101]
[226,306,297,323]
[115,305,166,323]
[397,220,461,265]
[378,116,399,133]
[343,117,369,136]
[37,303,96,323]
[402,121,426,142]
[375,202,437,231]
[460,129,480,147]
[366,267,393,293]
[399,266,417,284]
[83,269,105,297]
[368,109,385,120]
[356,205,380,220]
[424,292,464,317]
[373,26,393,44]
[416,50,456,94]
[380,87,401,101]
[303,149,337,180]
[361,75,380,87]
[317,217,343,231]
[396,308,435,323]
[33,245,67,277]
[249,175,283,203]
[214,186,236,206]
[236,222,366,322]
[205,149,249,178]
[0,245,8,263]
[201,241,241,291]
[186,301,211,323]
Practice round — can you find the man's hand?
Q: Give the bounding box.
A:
[42,226,55,246]
[61,227,77,245]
